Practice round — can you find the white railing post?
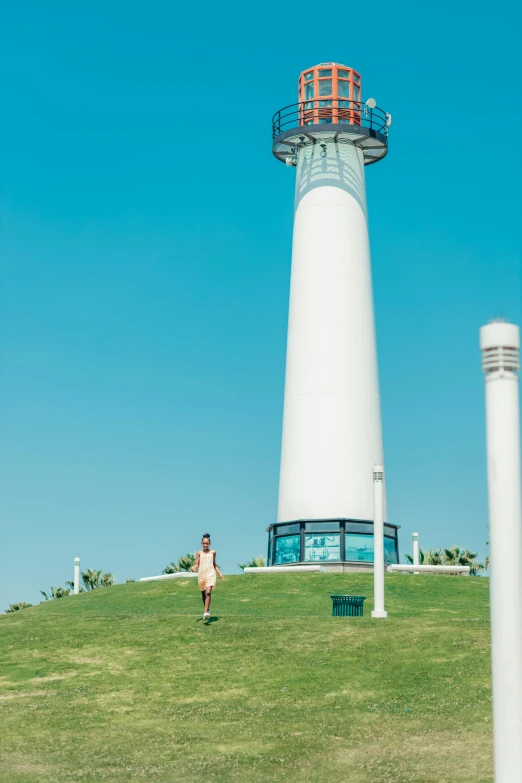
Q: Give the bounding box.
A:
[481,321,522,783]
[372,465,387,618]
[74,557,80,595]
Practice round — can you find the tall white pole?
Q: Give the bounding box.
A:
[74,557,80,595]
[412,532,419,574]
[412,532,419,566]
[480,321,522,783]
[372,465,387,618]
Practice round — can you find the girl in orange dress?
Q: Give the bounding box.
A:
[191,533,224,619]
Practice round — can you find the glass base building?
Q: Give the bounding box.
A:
[267,520,399,570]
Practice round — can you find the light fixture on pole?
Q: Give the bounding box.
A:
[372,465,387,618]
[480,320,522,782]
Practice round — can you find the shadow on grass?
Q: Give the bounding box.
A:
[196,617,220,625]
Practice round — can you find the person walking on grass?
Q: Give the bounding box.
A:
[191,533,224,619]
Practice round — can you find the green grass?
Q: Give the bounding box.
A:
[0,573,493,783]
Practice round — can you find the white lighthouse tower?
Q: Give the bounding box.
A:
[268,63,398,569]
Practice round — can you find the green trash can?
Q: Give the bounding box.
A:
[330,595,366,617]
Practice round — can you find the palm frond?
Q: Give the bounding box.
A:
[5,602,32,613]
[238,556,266,571]
[177,554,196,572]
[162,563,180,574]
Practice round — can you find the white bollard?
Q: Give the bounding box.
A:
[74,557,80,595]
[371,465,387,618]
[481,321,522,783]
[413,532,419,574]
[412,532,419,565]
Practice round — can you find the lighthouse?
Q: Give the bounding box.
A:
[267,63,399,570]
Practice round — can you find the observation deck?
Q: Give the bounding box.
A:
[272,100,390,166]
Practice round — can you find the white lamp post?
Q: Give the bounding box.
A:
[412,532,419,574]
[372,465,387,618]
[412,532,419,566]
[480,321,522,782]
[74,557,80,595]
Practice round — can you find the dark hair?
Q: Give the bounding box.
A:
[202,533,211,541]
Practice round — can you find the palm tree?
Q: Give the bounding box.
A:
[177,554,196,571]
[80,569,116,590]
[81,569,102,590]
[162,562,181,574]
[5,601,32,613]
[405,548,443,566]
[162,554,196,574]
[65,580,85,593]
[443,546,486,576]
[40,586,71,601]
[238,556,266,571]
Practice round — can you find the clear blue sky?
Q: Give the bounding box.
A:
[1,0,520,609]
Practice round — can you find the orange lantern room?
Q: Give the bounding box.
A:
[298,63,362,126]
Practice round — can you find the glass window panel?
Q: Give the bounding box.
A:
[353,85,360,101]
[318,69,332,76]
[338,69,350,78]
[275,535,300,564]
[318,118,332,124]
[338,81,350,98]
[345,534,374,562]
[304,72,314,81]
[318,79,332,96]
[384,537,398,565]
[305,83,314,100]
[384,525,396,538]
[305,534,340,561]
[318,100,332,107]
[304,522,340,532]
[275,523,300,535]
[345,522,373,534]
[344,534,398,564]
[338,100,350,108]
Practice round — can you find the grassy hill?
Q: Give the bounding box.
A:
[0,573,493,783]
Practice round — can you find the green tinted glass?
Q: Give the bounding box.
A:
[274,535,300,564]
[345,534,374,562]
[318,79,332,96]
[305,534,340,561]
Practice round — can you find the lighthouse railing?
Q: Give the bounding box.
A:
[272,100,388,138]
